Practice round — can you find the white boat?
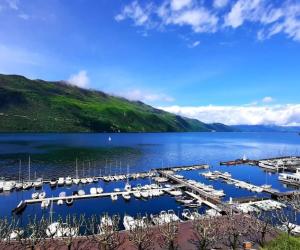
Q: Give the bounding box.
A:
[168,209,180,222]
[39,191,46,199]
[279,168,300,186]
[32,192,39,199]
[65,176,73,185]
[114,188,121,192]
[124,183,131,192]
[87,177,93,183]
[81,178,87,184]
[33,178,43,189]
[15,182,23,190]
[97,187,104,193]
[57,177,65,186]
[73,178,80,185]
[3,181,15,191]
[111,193,118,201]
[78,190,85,196]
[66,197,74,206]
[57,199,64,205]
[90,187,97,195]
[123,215,136,230]
[41,199,50,209]
[46,222,78,238]
[49,178,57,188]
[99,215,113,234]
[140,190,149,199]
[205,209,221,217]
[182,209,201,220]
[23,182,32,190]
[122,192,131,201]
[133,191,141,198]
[169,189,183,196]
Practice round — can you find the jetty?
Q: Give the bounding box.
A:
[157,170,221,205]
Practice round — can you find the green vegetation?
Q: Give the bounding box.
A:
[261,234,300,250]
[0,74,233,132]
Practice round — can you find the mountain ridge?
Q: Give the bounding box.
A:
[0,74,233,133]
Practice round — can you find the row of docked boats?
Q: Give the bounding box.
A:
[235,199,286,213]
[0,178,45,192]
[202,171,270,193]
[171,164,209,172]
[101,171,155,182]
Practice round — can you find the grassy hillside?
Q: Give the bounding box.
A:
[0,74,232,132]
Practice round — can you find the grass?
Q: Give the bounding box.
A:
[261,234,300,250]
[0,74,233,132]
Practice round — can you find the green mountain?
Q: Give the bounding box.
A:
[0,74,232,132]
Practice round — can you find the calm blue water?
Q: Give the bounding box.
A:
[0,132,300,227]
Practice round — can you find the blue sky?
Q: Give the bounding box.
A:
[0,0,300,125]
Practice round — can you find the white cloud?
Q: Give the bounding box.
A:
[188,40,200,48]
[18,13,29,20]
[115,1,152,27]
[262,96,273,103]
[121,89,174,103]
[6,0,19,10]
[67,70,89,88]
[170,0,193,11]
[213,0,229,9]
[115,0,300,43]
[159,104,300,126]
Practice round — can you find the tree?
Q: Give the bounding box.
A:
[58,214,85,250]
[86,213,123,250]
[127,214,154,250]
[189,216,219,250]
[219,210,251,250]
[22,215,49,250]
[157,218,179,250]
[249,210,275,248]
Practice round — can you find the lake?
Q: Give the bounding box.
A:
[0,132,300,227]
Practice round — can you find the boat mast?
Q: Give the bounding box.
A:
[28,156,31,182]
[75,158,78,179]
[18,159,21,183]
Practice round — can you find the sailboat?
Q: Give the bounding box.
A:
[261,171,272,189]
[23,156,33,190]
[73,159,80,185]
[124,165,131,192]
[15,160,23,190]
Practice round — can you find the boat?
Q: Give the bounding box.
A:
[123,215,135,230]
[22,182,32,190]
[111,193,118,201]
[3,181,15,192]
[97,187,104,194]
[133,191,141,198]
[81,178,87,184]
[65,176,73,185]
[9,229,24,240]
[279,168,300,186]
[93,177,98,183]
[73,159,80,185]
[140,190,149,199]
[87,177,93,183]
[12,200,27,214]
[49,178,57,188]
[39,191,46,199]
[90,187,97,195]
[182,209,192,220]
[122,192,131,201]
[168,189,183,196]
[99,215,113,234]
[33,178,43,189]
[205,209,221,217]
[41,199,50,209]
[46,222,78,238]
[124,183,131,192]
[114,188,121,192]
[78,190,85,196]
[57,177,65,186]
[66,198,74,206]
[15,182,23,190]
[57,199,64,205]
